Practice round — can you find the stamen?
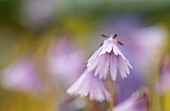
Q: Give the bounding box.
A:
[101,34,109,38]
[100,42,103,46]
[118,41,124,46]
[112,34,117,39]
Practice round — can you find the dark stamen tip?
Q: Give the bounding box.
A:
[118,41,124,46]
[112,34,117,39]
[100,42,103,46]
[101,34,109,38]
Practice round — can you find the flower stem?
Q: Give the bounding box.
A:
[109,77,114,111]
[87,98,101,111]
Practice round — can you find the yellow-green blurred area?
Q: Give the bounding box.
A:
[1,0,170,111]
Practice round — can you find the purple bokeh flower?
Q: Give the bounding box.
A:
[113,88,150,111]
[157,55,170,93]
[0,56,42,95]
[67,69,110,102]
[46,39,86,87]
[87,34,132,80]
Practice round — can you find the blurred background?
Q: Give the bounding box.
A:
[0,0,170,111]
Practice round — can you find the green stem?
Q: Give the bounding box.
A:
[109,77,114,111]
[87,98,101,111]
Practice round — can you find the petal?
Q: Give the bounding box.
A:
[94,55,103,76]
[67,71,87,94]
[113,45,118,55]
[100,54,110,79]
[87,47,102,62]
[94,55,108,79]
[117,56,132,79]
[67,70,110,102]
[87,55,100,71]
[99,44,109,55]
[110,54,117,81]
[106,42,113,53]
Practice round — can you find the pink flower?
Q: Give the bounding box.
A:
[113,88,150,111]
[0,56,42,95]
[157,55,170,93]
[157,71,170,93]
[87,34,132,80]
[67,69,110,102]
[46,39,85,87]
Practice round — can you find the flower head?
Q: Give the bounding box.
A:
[113,88,150,111]
[87,34,132,80]
[67,69,110,102]
[102,17,166,100]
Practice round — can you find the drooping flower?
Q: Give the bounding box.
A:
[0,56,42,95]
[87,34,132,81]
[100,15,166,101]
[67,69,110,102]
[113,88,150,111]
[101,15,166,78]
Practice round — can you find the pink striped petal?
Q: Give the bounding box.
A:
[67,70,111,102]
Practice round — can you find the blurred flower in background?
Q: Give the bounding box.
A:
[114,88,150,111]
[157,54,170,94]
[0,55,42,96]
[46,38,86,87]
[21,0,57,31]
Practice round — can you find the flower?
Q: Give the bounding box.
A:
[46,39,85,87]
[157,55,170,93]
[99,15,166,101]
[67,69,110,102]
[113,88,150,111]
[87,34,132,80]
[0,56,42,95]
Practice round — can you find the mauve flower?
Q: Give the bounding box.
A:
[99,15,166,101]
[87,34,132,80]
[0,56,42,95]
[117,26,166,101]
[113,88,150,111]
[157,55,170,93]
[67,69,110,102]
[101,15,166,79]
[46,39,85,87]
